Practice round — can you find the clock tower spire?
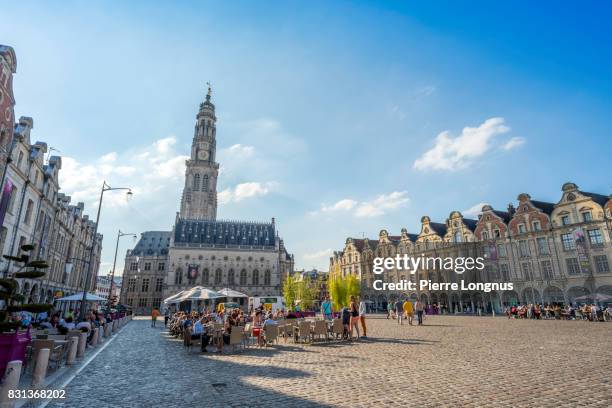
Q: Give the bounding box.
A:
[179,84,219,220]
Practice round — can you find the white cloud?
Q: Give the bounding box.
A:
[312,192,409,218]
[303,249,333,260]
[355,191,410,217]
[462,202,489,218]
[226,144,255,157]
[100,152,117,162]
[59,136,188,209]
[501,136,525,151]
[413,117,512,171]
[218,181,278,204]
[321,199,357,213]
[153,137,176,154]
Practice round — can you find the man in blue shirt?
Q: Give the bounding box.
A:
[321,296,333,320]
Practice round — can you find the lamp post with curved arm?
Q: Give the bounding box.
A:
[108,229,137,308]
[79,181,132,321]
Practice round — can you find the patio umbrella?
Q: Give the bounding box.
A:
[217,288,248,298]
[163,290,187,304]
[574,293,612,302]
[56,292,106,302]
[176,286,222,301]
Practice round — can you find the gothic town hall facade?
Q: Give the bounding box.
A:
[120,89,294,314]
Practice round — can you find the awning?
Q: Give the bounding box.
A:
[163,290,187,304]
[217,288,248,298]
[176,286,222,301]
[56,292,106,302]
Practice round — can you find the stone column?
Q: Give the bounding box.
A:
[0,361,22,407]
[66,337,78,365]
[91,328,99,346]
[32,348,50,386]
[77,333,87,358]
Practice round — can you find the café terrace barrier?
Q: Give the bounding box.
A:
[0,314,131,408]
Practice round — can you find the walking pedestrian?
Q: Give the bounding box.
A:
[151,308,160,327]
[403,298,414,325]
[415,300,424,325]
[359,298,367,338]
[164,308,170,327]
[387,302,393,319]
[395,299,404,325]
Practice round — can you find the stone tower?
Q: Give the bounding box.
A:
[179,84,219,220]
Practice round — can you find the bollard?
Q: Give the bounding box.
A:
[32,348,50,387]
[104,323,111,337]
[91,328,98,347]
[112,320,117,333]
[77,333,87,358]
[0,360,23,407]
[66,337,78,365]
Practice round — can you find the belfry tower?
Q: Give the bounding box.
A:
[179,84,219,220]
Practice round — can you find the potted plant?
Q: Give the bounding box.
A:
[0,244,52,374]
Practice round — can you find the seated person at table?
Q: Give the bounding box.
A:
[62,316,76,330]
[263,315,277,327]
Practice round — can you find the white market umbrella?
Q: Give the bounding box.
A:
[56,292,106,302]
[164,291,187,304]
[177,286,222,301]
[217,288,248,298]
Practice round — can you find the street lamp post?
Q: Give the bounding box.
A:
[108,229,137,308]
[79,181,132,321]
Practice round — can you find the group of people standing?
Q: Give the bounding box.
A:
[388,299,425,325]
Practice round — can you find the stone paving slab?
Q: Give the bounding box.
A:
[44,315,612,408]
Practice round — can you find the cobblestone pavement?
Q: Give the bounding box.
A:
[46,315,611,408]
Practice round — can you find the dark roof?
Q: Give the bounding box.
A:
[174,218,276,248]
[351,238,377,251]
[131,231,171,257]
[463,218,478,232]
[580,191,609,206]
[492,210,511,224]
[531,200,555,215]
[407,233,419,242]
[388,235,402,243]
[429,222,448,237]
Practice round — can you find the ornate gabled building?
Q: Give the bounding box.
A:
[331,182,612,314]
[121,87,294,314]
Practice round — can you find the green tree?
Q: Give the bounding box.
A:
[296,276,319,310]
[283,274,297,310]
[329,275,348,310]
[1,244,52,332]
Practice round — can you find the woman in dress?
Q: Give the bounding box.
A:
[349,296,360,339]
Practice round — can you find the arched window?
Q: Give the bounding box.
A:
[239,269,247,285]
[202,268,209,285]
[193,174,200,191]
[228,269,235,285]
[454,231,462,243]
[264,269,271,285]
[252,269,259,285]
[215,268,222,284]
[203,175,209,192]
[175,268,183,285]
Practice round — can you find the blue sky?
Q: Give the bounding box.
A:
[2,1,611,272]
